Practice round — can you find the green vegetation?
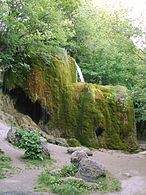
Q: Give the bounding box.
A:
[67,1,145,129]
[0,152,12,179]
[36,164,121,194]
[18,130,44,160]
[4,54,138,151]
[67,138,81,147]
[11,126,46,160]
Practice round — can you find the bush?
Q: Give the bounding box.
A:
[19,130,44,160]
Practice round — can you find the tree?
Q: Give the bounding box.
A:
[66,2,142,87]
[0,0,73,71]
[64,1,145,133]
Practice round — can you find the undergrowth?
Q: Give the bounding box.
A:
[35,164,121,195]
[0,152,13,179]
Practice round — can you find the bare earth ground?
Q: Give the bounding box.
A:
[0,120,146,195]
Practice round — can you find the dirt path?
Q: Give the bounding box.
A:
[0,120,146,195]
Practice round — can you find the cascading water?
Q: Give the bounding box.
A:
[75,62,85,82]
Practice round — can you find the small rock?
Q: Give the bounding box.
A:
[138,151,146,155]
[60,176,85,183]
[123,173,132,178]
[0,148,4,154]
[67,147,93,156]
[55,138,69,147]
[40,137,47,143]
[45,134,56,144]
[40,141,50,159]
[76,158,106,182]
[50,168,62,176]
[7,127,17,145]
[71,150,88,168]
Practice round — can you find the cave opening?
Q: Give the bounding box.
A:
[8,87,50,125]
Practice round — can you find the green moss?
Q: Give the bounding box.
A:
[67,138,81,147]
[3,55,138,152]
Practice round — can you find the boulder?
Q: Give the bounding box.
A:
[71,150,88,168]
[76,158,106,182]
[67,147,93,156]
[7,127,17,145]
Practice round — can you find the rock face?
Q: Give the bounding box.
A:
[76,158,106,182]
[4,55,138,151]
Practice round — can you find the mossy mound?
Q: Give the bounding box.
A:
[67,138,81,147]
[4,55,138,152]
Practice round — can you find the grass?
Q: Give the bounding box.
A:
[35,164,121,195]
[0,152,13,179]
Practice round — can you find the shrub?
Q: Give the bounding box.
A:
[19,130,43,160]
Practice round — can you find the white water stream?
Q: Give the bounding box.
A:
[75,62,85,82]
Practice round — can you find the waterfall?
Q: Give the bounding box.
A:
[75,62,85,82]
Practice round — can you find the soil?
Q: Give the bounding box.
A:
[0,120,146,195]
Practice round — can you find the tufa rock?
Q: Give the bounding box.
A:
[71,150,88,168]
[76,158,106,182]
[67,147,93,156]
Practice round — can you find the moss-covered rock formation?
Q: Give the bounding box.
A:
[3,55,138,152]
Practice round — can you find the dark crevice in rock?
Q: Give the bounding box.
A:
[8,87,50,125]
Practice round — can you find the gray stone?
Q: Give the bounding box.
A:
[0,148,4,154]
[76,158,106,182]
[7,127,17,145]
[71,150,88,168]
[55,137,69,147]
[67,147,93,156]
[138,151,146,155]
[40,136,47,143]
[122,173,132,178]
[50,168,62,176]
[40,140,50,159]
[60,176,85,183]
